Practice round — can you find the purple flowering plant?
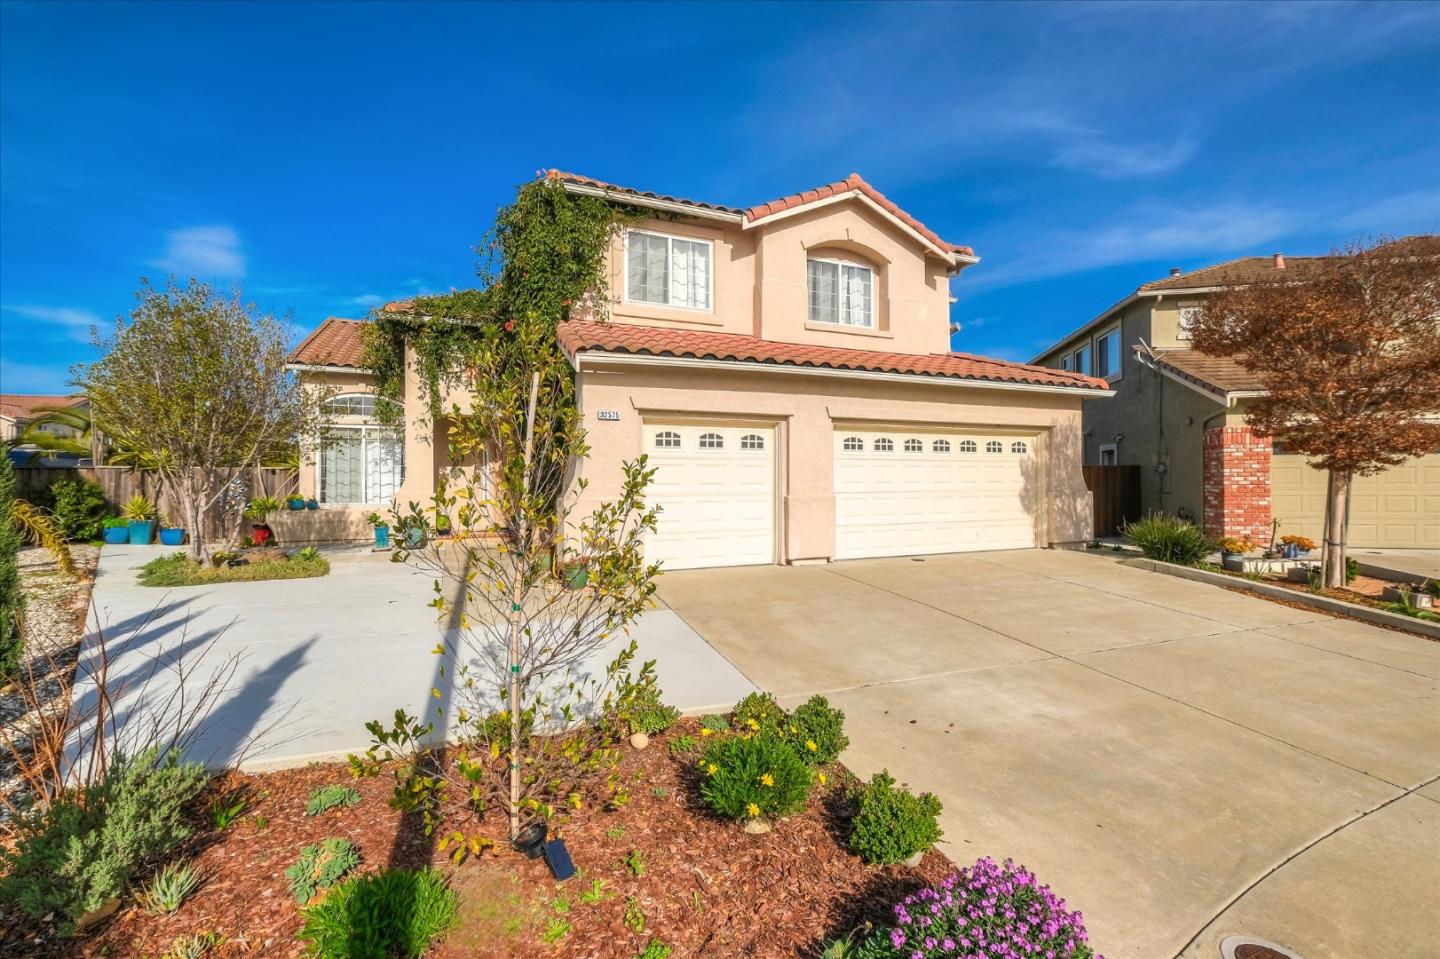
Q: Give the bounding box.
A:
[877,857,1099,959]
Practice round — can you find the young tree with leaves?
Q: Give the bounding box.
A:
[76,279,323,564]
[353,176,661,848]
[1190,237,1440,586]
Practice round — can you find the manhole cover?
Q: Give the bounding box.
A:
[1221,937,1302,959]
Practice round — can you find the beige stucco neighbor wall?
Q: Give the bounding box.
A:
[597,201,955,357]
[571,360,1093,563]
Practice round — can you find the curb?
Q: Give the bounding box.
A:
[1121,558,1440,640]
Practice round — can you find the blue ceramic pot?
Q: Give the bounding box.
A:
[373,525,390,549]
[127,520,154,545]
[159,527,185,546]
[102,527,129,545]
[287,499,305,511]
[305,499,318,510]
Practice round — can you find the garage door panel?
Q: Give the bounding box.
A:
[1270,452,1439,548]
[833,429,1040,560]
[644,424,775,570]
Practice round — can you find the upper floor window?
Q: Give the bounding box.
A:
[807,258,873,328]
[1060,354,1074,372]
[1094,326,1122,380]
[626,230,712,311]
[1071,344,1092,376]
[325,394,388,418]
[1177,301,1203,340]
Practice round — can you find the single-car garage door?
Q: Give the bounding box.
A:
[1271,452,1440,548]
[834,428,1041,560]
[643,422,776,570]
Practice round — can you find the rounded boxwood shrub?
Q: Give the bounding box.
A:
[849,771,942,865]
[699,730,811,822]
[296,867,458,958]
[783,694,848,765]
[730,691,785,734]
[863,857,1099,958]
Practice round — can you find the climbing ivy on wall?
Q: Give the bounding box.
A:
[360,174,640,420]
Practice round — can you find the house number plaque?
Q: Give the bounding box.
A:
[596,410,621,421]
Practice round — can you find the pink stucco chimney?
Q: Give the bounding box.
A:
[1273,252,1286,269]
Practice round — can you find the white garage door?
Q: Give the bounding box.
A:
[643,422,776,570]
[834,428,1041,560]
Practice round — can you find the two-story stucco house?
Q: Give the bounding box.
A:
[285,171,1113,567]
[1031,240,1440,549]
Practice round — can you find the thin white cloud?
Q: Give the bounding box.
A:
[347,293,386,307]
[151,224,245,278]
[0,357,75,393]
[968,202,1296,290]
[2,304,104,343]
[1335,189,1440,236]
[1053,135,1199,179]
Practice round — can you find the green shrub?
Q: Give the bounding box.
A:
[0,457,23,680]
[287,838,361,904]
[0,748,209,929]
[1346,556,1359,584]
[296,867,458,959]
[143,861,202,913]
[49,478,108,541]
[633,941,673,959]
[699,714,729,734]
[784,695,848,766]
[306,785,361,816]
[295,546,322,562]
[1122,513,1214,566]
[730,691,785,734]
[699,731,811,822]
[138,552,329,587]
[617,660,680,736]
[848,770,943,865]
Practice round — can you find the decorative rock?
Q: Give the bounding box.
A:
[629,731,649,750]
[903,850,925,868]
[743,817,771,835]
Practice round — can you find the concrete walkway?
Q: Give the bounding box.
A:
[1350,547,1440,582]
[655,548,1440,959]
[81,545,755,770]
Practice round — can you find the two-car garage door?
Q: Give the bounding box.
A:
[641,422,1043,569]
[833,428,1041,559]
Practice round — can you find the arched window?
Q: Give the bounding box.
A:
[698,432,724,449]
[903,438,923,453]
[959,440,977,453]
[1011,440,1028,454]
[842,436,864,452]
[874,438,894,452]
[740,434,765,450]
[986,440,1003,453]
[319,395,405,506]
[654,430,681,449]
[932,439,951,454]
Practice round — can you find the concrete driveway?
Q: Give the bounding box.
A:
[656,548,1440,959]
[82,545,755,769]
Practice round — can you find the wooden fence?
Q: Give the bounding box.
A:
[13,466,298,541]
[1082,464,1142,537]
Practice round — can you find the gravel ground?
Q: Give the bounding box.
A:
[0,544,99,813]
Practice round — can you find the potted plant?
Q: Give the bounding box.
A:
[1279,534,1317,559]
[304,497,319,510]
[366,512,390,549]
[560,555,590,590]
[1218,536,1253,559]
[244,496,281,546]
[120,494,157,545]
[101,516,129,545]
[286,494,306,511]
[1381,581,1436,610]
[158,514,186,546]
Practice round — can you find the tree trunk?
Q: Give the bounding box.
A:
[1322,468,1351,588]
[507,372,540,841]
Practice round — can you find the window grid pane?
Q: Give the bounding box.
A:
[740,434,764,450]
[840,264,873,327]
[986,440,1003,453]
[808,260,839,324]
[627,232,669,304]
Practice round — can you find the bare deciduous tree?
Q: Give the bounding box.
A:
[1190,237,1440,586]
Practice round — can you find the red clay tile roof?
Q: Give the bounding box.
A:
[0,394,82,421]
[558,320,1108,392]
[287,317,368,369]
[546,170,974,258]
[1144,348,1264,394]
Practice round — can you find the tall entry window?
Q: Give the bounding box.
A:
[319,395,405,505]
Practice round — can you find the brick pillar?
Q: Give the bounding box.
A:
[1202,426,1272,542]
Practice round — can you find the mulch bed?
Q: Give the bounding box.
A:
[8,719,949,958]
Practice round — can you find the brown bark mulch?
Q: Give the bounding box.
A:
[9,719,948,959]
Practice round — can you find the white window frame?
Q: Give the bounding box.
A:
[623,229,714,312]
[740,433,765,451]
[932,439,951,453]
[1011,440,1028,454]
[874,437,894,452]
[807,256,875,329]
[654,430,682,449]
[1099,443,1118,466]
[842,436,864,452]
[698,432,724,450]
[319,424,405,507]
[1094,324,1123,381]
[985,440,1003,454]
[959,440,977,453]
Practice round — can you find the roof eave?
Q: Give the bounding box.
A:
[572,349,1114,398]
[557,180,745,224]
[743,190,964,265]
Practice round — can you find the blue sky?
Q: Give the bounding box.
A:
[2,0,1438,391]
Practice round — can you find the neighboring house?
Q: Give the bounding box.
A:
[1032,240,1440,549]
[1,393,91,465]
[286,171,1113,566]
